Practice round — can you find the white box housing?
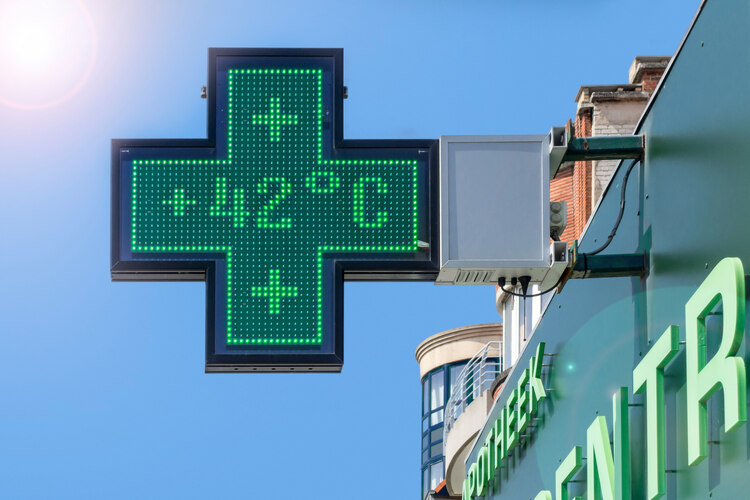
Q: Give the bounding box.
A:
[437,135,551,285]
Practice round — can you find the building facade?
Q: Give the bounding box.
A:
[422,50,672,500]
[462,2,750,499]
[415,323,503,499]
[551,57,669,244]
[500,55,669,371]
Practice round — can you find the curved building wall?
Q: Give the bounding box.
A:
[415,323,502,498]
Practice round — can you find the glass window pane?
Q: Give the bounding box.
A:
[422,417,428,432]
[423,467,429,498]
[430,408,444,426]
[422,379,429,416]
[422,449,429,464]
[430,369,444,410]
[430,461,444,491]
[465,368,475,406]
[431,427,443,444]
[449,362,465,399]
[423,433,430,450]
[431,443,443,458]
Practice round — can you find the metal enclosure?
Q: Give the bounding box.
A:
[437,135,550,285]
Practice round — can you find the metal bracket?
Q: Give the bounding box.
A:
[549,120,645,178]
[563,135,644,163]
[556,241,647,292]
[569,252,647,280]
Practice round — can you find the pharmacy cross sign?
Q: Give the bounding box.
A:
[111,49,438,372]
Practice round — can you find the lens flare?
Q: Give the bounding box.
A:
[0,0,97,110]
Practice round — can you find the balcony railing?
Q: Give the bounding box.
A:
[443,341,503,438]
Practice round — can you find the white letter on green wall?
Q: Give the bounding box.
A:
[483,430,495,486]
[476,446,489,496]
[584,387,630,500]
[494,409,506,470]
[466,462,477,499]
[556,445,582,500]
[517,368,531,436]
[632,325,679,500]
[506,388,519,454]
[612,387,631,500]
[685,257,747,465]
[462,475,470,500]
[587,417,615,500]
[529,343,547,414]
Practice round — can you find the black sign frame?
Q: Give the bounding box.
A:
[111,48,438,372]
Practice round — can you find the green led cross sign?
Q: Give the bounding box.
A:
[112,49,438,372]
[132,67,417,345]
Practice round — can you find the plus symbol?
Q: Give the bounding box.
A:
[252,97,299,142]
[251,269,299,315]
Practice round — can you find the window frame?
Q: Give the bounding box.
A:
[420,360,467,498]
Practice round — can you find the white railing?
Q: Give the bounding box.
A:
[443,341,503,438]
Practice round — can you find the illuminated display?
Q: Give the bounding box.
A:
[112,49,438,371]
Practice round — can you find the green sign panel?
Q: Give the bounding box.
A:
[112,49,438,372]
[463,258,748,500]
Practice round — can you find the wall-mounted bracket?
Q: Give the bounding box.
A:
[563,135,645,163]
[549,120,645,178]
[556,241,647,292]
[569,252,647,279]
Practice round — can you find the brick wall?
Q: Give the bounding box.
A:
[550,166,575,242]
[640,69,664,94]
[590,100,647,202]
[573,107,593,238]
[556,56,669,243]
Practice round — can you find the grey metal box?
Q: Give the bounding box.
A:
[437,135,550,284]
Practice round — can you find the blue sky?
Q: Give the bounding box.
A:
[0,0,698,498]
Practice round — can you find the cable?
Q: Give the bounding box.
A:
[584,159,640,256]
[498,158,640,298]
[497,275,564,298]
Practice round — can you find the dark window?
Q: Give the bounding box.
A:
[430,428,442,443]
[420,360,470,498]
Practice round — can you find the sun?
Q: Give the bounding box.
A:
[0,0,97,110]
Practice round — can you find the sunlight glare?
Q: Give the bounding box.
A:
[0,0,97,110]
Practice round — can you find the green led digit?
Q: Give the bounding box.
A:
[209,176,229,216]
[256,176,292,229]
[209,176,251,228]
[353,176,388,228]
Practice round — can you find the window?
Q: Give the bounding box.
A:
[420,361,467,498]
[502,284,550,370]
[449,362,465,396]
[430,462,443,491]
[430,370,444,411]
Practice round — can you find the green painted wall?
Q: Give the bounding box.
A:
[465,1,750,498]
